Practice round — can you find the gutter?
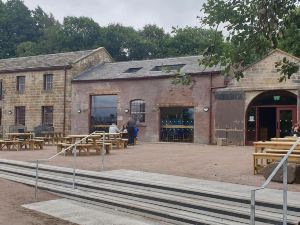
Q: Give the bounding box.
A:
[63,66,67,135]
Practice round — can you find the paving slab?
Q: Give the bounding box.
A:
[23,198,164,225]
[100,170,300,206]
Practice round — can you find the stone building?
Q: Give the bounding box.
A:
[0,47,112,135]
[1,47,298,145]
[71,56,224,144]
[215,49,300,145]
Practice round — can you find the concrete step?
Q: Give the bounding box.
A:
[1,164,298,224]
[0,173,248,225]
[0,159,299,225]
[0,159,299,215]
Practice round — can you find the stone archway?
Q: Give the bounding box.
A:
[245,90,297,144]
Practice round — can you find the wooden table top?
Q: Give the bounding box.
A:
[7,133,33,136]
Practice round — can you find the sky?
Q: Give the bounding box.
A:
[21,0,206,32]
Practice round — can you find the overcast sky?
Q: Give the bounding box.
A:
[22,0,206,32]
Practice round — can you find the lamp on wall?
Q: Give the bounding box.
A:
[124,109,129,113]
[8,110,12,115]
[203,107,209,112]
[77,109,81,113]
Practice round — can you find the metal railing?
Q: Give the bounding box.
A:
[250,137,300,225]
[34,131,106,199]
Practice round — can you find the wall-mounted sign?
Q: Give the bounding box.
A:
[273,96,280,101]
[249,116,255,122]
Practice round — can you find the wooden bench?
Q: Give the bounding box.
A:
[265,149,300,154]
[0,140,22,151]
[122,139,128,148]
[28,139,44,150]
[57,142,112,155]
[254,141,300,153]
[253,153,300,174]
[94,141,113,154]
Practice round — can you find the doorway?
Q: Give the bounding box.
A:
[246,90,297,144]
[160,107,194,142]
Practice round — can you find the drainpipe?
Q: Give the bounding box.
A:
[63,67,67,135]
[209,74,212,144]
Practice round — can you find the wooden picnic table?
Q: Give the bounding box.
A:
[6,132,34,140]
[270,137,298,142]
[253,141,300,153]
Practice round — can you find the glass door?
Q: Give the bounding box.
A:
[276,107,297,138]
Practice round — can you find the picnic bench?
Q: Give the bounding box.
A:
[253,153,300,174]
[253,141,300,153]
[253,139,300,175]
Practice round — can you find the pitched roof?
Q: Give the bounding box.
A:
[73,55,221,81]
[0,48,99,72]
[243,48,300,72]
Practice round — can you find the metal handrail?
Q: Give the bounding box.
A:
[34,131,106,198]
[250,137,300,225]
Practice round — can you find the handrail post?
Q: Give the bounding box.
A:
[283,160,288,225]
[250,189,256,225]
[72,144,77,189]
[101,133,105,171]
[35,160,39,199]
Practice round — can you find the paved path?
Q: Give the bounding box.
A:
[23,198,164,225]
[22,170,300,225]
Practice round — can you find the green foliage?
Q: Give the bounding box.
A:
[275,57,300,82]
[0,1,226,64]
[200,0,299,81]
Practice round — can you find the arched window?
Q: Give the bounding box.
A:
[130,100,145,123]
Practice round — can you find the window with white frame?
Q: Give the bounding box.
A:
[130,99,145,123]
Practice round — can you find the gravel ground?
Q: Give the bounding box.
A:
[0,179,76,225]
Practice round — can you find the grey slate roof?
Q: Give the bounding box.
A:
[73,55,221,81]
[0,49,95,72]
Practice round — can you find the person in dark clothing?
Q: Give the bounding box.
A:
[127,117,136,145]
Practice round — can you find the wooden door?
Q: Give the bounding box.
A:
[276,107,297,138]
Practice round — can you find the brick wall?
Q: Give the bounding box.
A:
[71,74,224,144]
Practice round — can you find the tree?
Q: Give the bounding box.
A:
[167,26,223,57]
[199,0,299,81]
[62,16,101,51]
[279,7,300,57]
[0,0,39,58]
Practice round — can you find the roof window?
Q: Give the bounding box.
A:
[124,67,142,73]
[151,64,186,72]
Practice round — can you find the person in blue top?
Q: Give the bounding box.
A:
[133,127,139,145]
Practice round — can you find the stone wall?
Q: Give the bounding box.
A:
[71,74,224,144]
[0,48,112,136]
[0,69,67,135]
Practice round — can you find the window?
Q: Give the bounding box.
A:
[130,99,145,123]
[44,74,53,90]
[42,106,53,126]
[151,64,185,72]
[0,80,2,100]
[17,76,25,93]
[124,67,142,73]
[15,106,25,125]
[90,95,117,132]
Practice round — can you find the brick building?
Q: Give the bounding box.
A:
[71,56,224,144]
[0,47,112,136]
[1,47,298,145]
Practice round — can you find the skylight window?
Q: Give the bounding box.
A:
[124,67,142,73]
[151,64,186,72]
